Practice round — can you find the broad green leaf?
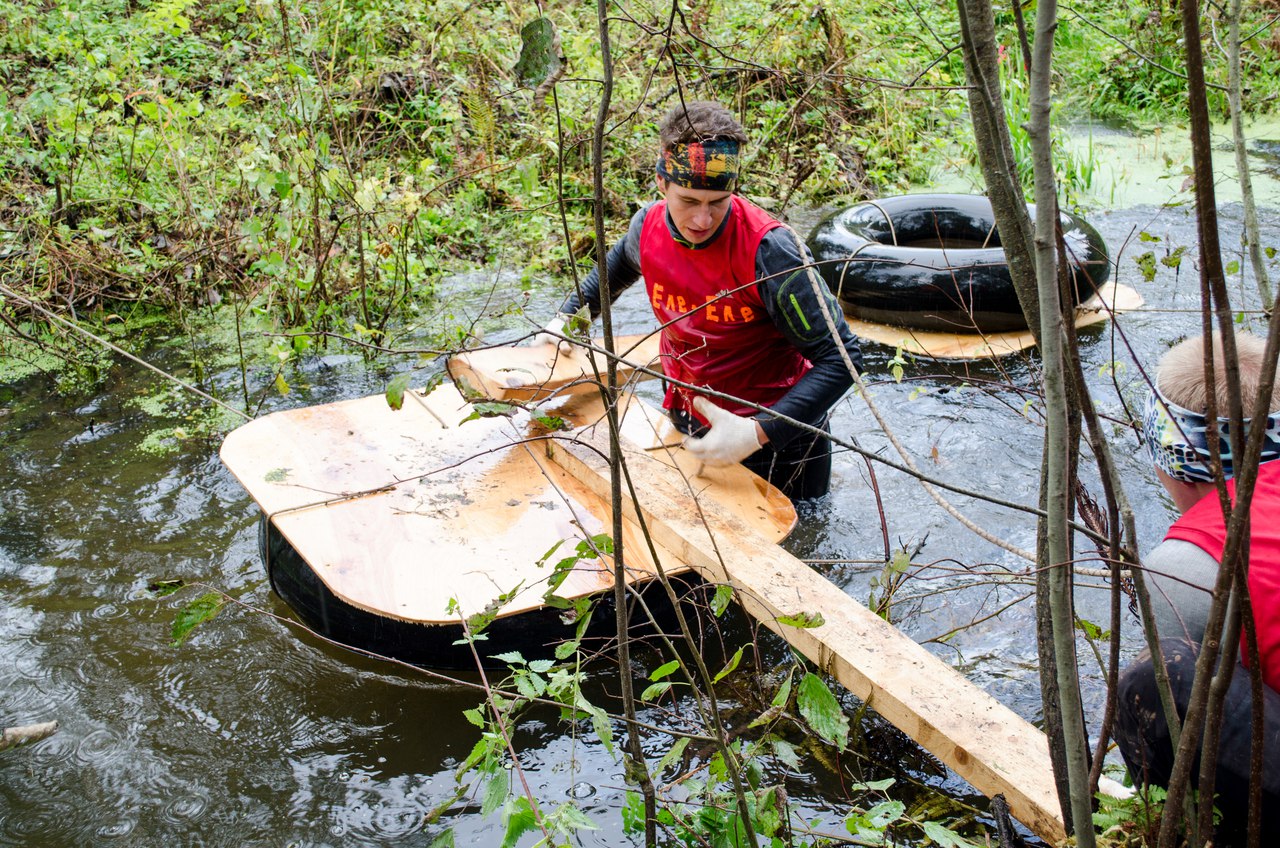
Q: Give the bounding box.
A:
[649,659,680,681]
[641,681,670,701]
[576,694,614,756]
[500,796,538,848]
[1076,618,1110,640]
[552,801,599,831]
[770,737,800,769]
[462,401,516,422]
[385,373,411,410]
[711,583,734,616]
[528,659,555,673]
[777,610,825,629]
[463,707,485,728]
[888,550,911,574]
[274,373,291,395]
[656,736,690,773]
[481,767,509,817]
[170,591,227,646]
[490,651,525,665]
[865,799,905,829]
[1226,260,1241,275]
[427,828,455,848]
[797,672,849,749]
[513,18,562,88]
[1138,230,1161,242]
[770,668,794,708]
[921,821,978,847]
[713,645,745,683]
[850,777,896,792]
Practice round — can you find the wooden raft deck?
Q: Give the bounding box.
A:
[223,333,1075,843]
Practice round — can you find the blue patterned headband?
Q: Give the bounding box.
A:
[1143,387,1280,483]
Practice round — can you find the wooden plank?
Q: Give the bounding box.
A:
[448,333,663,402]
[848,281,1143,359]
[220,383,794,624]
[545,421,1068,844]
[450,285,1142,403]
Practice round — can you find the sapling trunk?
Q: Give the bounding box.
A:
[1227,0,1273,312]
[588,6,657,845]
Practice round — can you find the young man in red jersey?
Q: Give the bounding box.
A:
[1116,331,1280,845]
[539,101,861,499]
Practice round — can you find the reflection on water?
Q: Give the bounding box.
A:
[2,191,1278,845]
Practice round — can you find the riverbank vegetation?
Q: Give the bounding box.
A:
[6,0,1280,845]
[1,0,1277,381]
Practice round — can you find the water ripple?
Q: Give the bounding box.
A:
[74,728,124,768]
[161,793,209,825]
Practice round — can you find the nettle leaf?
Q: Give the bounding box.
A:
[385,373,412,410]
[778,610,825,629]
[171,591,227,646]
[513,18,562,88]
[481,767,509,817]
[576,694,614,756]
[553,801,599,832]
[797,672,849,750]
[921,821,978,847]
[500,796,537,848]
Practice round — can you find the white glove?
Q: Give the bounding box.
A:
[533,314,572,350]
[684,397,764,466]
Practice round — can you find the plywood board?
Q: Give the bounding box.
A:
[448,333,663,402]
[219,384,794,625]
[848,281,1143,359]
[544,423,1068,844]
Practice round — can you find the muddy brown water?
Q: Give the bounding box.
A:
[2,193,1278,844]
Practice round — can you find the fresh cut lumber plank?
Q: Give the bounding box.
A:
[543,418,1068,844]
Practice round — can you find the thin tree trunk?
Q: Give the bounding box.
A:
[589,5,657,845]
[1227,0,1273,311]
[1157,1,1252,841]
[1026,0,1094,841]
[956,0,1074,825]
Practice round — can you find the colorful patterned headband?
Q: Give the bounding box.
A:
[657,140,740,191]
[1142,387,1280,483]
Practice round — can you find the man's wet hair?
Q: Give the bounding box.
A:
[658,101,748,150]
[1157,331,1277,415]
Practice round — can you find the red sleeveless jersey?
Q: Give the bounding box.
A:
[639,198,811,420]
[1165,460,1280,689]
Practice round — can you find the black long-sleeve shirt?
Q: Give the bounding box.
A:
[560,201,862,447]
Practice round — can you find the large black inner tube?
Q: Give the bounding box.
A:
[807,194,1111,334]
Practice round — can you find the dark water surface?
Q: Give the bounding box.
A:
[3,195,1278,845]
